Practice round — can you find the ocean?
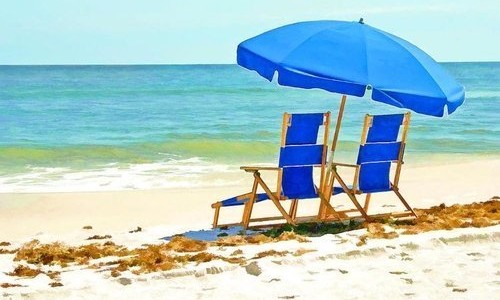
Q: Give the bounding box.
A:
[0,63,498,192]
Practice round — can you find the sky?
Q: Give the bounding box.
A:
[1,0,498,65]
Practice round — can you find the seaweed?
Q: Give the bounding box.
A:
[261,219,363,238]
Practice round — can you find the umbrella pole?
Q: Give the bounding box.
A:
[320,95,346,219]
[329,94,347,164]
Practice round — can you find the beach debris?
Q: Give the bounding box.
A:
[118,277,132,286]
[4,199,498,285]
[165,236,207,252]
[338,269,348,274]
[86,235,112,240]
[7,265,42,278]
[49,282,63,287]
[278,296,298,299]
[213,234,273,246]
[400,199,500,234]
[262,220,362,238]
[213,232,307,247]
[389,271,407,275]
[292,248,316,256]
[245,262,262,276]
[401,278,414,284]
[1,283,25,288]
[357,223,398,246]
[128,227,142,233]
[230,249,243,256]
[0,242,11,246]
[14,240,131,266]
[0,248,18,255]
[82,226,93,230]
[276,231,310,243]
[268,278,281,282]
[354,199,500,244]
[253,250,289,259]
[452,288,467,293]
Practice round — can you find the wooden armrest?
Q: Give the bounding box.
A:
[331,162,358,168]
[240,166,281,172]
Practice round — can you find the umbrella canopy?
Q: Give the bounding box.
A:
[237,20,465,117]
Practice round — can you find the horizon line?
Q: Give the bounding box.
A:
[1,61,499,67]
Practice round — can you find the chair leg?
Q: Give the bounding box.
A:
[254,172,295,225]
[242,176,260,229]
[318,172,335,219]
[289,199,298,220]
[364,194,371,213]
[392,186,417,217]
[318,192,342,221]
[332,169,371,222]
[212,205,221,228]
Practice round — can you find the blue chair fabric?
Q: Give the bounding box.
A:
[220,112,326,207]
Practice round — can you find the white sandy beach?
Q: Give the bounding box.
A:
[0,158,499,299]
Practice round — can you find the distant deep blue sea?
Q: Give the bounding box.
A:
[0,63,498,192]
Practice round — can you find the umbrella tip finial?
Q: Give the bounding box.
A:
[359,18,364,24]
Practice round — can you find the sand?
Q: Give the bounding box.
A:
[0,158,498,299]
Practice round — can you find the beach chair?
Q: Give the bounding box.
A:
[211,112,334,228]
[321,112,417,221]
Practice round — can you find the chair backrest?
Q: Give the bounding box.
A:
[277,112,330,199]
[355,113,410,193]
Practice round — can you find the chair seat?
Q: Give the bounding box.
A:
[221,193,269,207]
[221,191,320,207]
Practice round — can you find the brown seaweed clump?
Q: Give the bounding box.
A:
[86,235,112,240]
[1,282,25,288]
[164,236,207,252]
[7,265,42,278]
[14,240,132,266]
[357,199,500,245]
[213,232,307,247]
[400,199,500,235]
[108,244,246,276]
[357,223,399,246]
[253,250,290,259]
[0,248,18,255]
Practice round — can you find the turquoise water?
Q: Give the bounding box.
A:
[0,63,498,192]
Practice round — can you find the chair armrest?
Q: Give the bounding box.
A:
[331,162,358,168]
[240,166,281,172]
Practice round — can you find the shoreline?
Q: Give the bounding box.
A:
[1,153,498,194]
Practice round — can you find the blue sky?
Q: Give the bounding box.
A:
[1,0,498,64]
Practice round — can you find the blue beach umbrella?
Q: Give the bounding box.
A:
[237,19,465,117]
[236,19,465,157]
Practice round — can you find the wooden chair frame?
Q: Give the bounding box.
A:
[212,112,341,229]
[319,112,417,221]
